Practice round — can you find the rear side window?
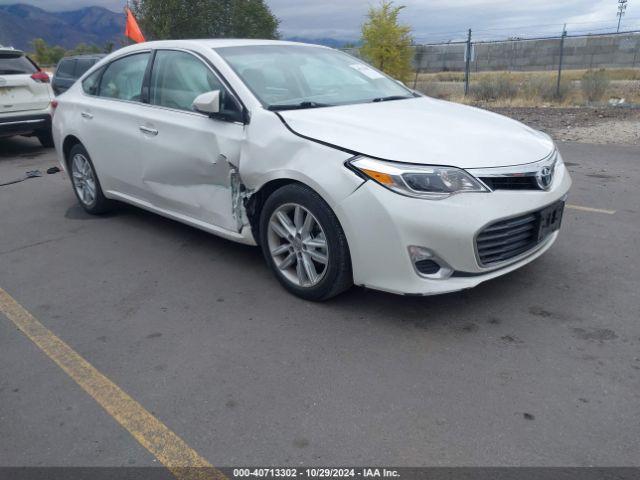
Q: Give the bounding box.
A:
[56,59,76,78]
[82,67,104,95]
[75,58,97,77]
[98,52,150,102]
[0,53,38,75]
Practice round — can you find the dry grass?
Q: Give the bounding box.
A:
[413,68,640,106]
[416,68,640,83]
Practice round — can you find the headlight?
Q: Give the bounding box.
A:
[348,156,489,199]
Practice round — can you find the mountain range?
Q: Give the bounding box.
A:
[0,4,124,50]
[0,3,355,52]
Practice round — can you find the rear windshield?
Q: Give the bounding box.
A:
[0,53,38,75]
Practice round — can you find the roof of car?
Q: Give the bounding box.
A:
[0,47,25,55]
[60,53,107,61]
[135,39,329,49]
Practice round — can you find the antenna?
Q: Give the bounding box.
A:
[617,0,628,32]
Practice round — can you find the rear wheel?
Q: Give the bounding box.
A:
[260,184,353,301]
[68,144,113,214]
[36,130,54,148]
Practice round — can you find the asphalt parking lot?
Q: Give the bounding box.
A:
[0,136,639,469]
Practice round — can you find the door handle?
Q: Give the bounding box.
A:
[81,112,93,119]
[139,126,158,136]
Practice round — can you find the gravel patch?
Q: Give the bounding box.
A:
[487,106,640,145]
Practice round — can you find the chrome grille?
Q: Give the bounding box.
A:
[476,213,539,266]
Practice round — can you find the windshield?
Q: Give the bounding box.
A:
[215,45,414,110]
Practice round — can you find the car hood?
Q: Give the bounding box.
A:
[278,97,555,169]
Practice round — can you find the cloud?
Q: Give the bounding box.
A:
[1,0,637,41]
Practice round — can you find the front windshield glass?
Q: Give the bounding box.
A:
[215,45,414,110]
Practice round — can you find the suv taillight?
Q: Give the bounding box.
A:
[31,71,50,83]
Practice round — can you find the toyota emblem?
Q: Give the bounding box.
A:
[536,166,554,190]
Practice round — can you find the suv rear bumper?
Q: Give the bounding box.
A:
[0,113,51,137]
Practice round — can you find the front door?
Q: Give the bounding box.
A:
[139,49,245,232]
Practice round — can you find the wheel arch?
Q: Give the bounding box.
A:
[245,178,305,244]
[62,135,83,169]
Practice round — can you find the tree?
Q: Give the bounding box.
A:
[360,1,413,82]
[130,0,280,40]
[29,39,105,66]
[67,43,102,56]
[30,38,66,66]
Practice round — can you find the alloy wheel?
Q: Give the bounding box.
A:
[71,153,97,206]
[267,203,329,287]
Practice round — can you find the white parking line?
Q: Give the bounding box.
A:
[566,204,616,215]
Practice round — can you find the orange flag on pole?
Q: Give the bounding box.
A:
[125,7,145,43]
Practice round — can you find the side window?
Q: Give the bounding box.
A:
[98,52,150,102]
[150,50,234,113]
[56,59,76,78]
[75,58,97,78]
[82,67,104,96]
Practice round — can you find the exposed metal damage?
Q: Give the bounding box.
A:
[229,165,252,233]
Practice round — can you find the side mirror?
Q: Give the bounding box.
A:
[192,90,220,115]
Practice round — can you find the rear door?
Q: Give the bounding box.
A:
[75,51,153,198]
[0,51,51,113]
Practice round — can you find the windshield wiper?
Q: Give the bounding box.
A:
[371,95,414,103]
[268,101,333,111]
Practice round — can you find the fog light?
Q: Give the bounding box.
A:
[408,246,454,279]
[415,259,440,275]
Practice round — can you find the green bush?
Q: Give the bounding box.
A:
[471,73,518,101]
[581,69,610,102]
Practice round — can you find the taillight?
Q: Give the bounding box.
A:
[51,100,59,117]
[31,71,50,83]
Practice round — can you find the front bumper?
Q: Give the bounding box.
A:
[0,113,51,137]
[336,163,572,296]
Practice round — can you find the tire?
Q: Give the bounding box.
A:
[67,144,113,215]
[259,183,353,301]
[36,129,54,148]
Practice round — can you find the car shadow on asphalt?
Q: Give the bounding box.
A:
[82,199,546,331]
[0,137,51,160]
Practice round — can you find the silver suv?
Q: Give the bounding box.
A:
[0,47,54,147]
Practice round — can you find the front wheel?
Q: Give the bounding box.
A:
[260,184,353,301]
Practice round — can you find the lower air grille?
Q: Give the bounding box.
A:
[480,176,541,190]
[476,213,539,266]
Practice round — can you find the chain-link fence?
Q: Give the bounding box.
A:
[344,30,640,105]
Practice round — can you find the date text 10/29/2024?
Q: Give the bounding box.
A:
[232,468,400,478]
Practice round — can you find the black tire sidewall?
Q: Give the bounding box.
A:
[36,130,54,148]
[259,184,352,301]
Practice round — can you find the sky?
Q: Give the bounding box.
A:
[1,0,638,42]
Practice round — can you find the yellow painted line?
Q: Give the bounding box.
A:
[0,287,226,480]
[566,204,616,215]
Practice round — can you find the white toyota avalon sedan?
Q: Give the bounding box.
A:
[52,40,571,301]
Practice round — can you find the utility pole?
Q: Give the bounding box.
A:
[464,29,472,96]
[617,0,628,32]
[556,24,567,98]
